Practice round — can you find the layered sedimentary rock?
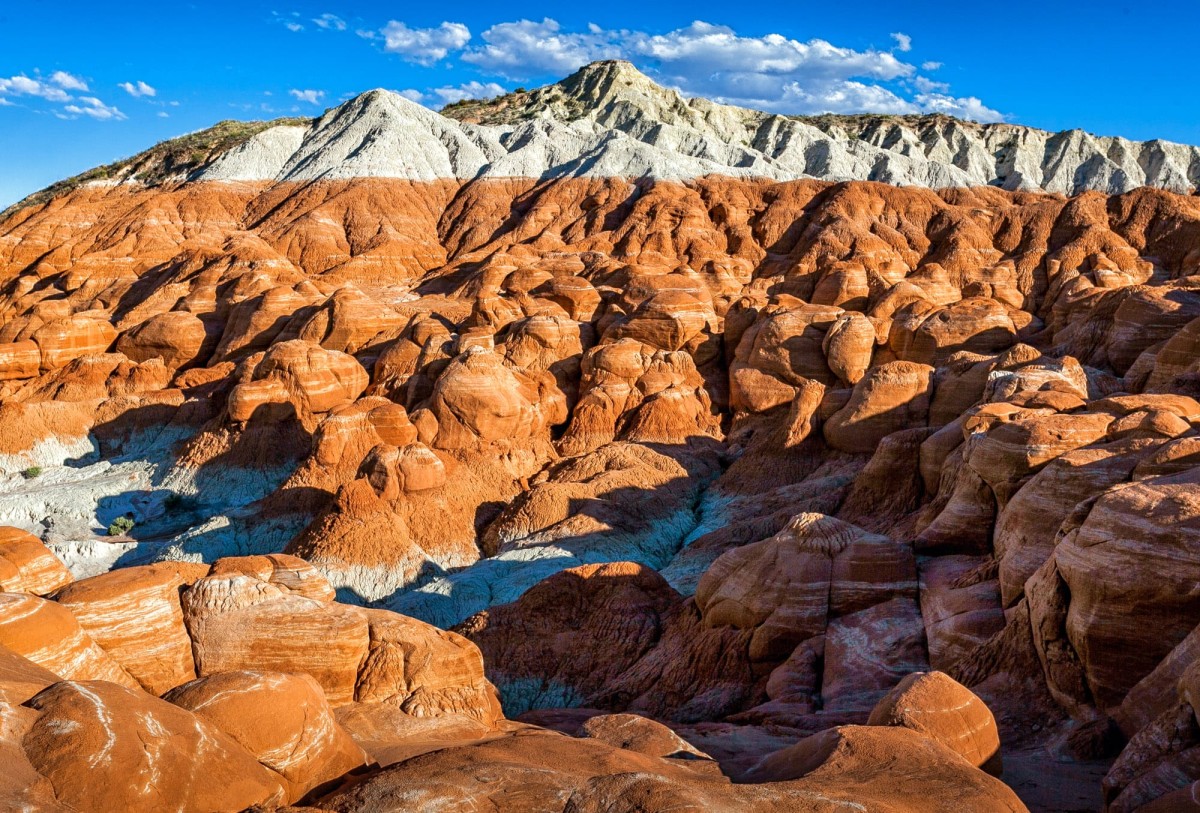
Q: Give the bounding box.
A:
[3,58,1200,812]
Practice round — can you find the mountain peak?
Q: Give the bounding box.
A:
[442,60,682,127]
[562,59,657,89]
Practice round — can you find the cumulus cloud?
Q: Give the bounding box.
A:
[451,18,1004,121]
[462,18,623,77]
[0,74,72,102]
[61,96,125,120]
[289,88,326,104]
[914,93,1003,122]
[395,88,427,103]
[376,21,471,66]
[49,71,89,91]
[913,75,949,93]
[921,61,943,71]
[118,80,156,98]
[431,81,508,105]
[313,13,346,31]
[397,81,508,107]
[0,69,129,120]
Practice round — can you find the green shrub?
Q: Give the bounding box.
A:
[20,466,42,480]
[107,516,135,537]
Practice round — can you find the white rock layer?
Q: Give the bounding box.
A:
[198,61,1200,194]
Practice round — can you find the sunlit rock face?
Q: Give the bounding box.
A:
[3,58,1200,812]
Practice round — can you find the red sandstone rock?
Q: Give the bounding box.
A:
[208,552,336,601]
[165,670,368,802]
[744,725,1025,811]
[823,361,934,453]
[0,340,41,381]
[356,608,503,725]
[0,642,60,705]
[229,339,368,422]
[868,670,1002,773]
[22,680,285,811]
[54,564,196,694]
[695,513,916,663]
[181,573,369,706]
[0,593,139,688]
[115,310,210,370]
[7,167,1200,810]
[0,527,72,596]
[30,315,117,371]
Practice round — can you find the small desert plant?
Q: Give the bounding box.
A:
[107,516,135,537]
[20,466,42,480]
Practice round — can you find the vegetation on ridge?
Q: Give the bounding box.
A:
[1,116,312,221]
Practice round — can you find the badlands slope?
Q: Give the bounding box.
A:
[200,60,1200,193]
[2,59,1200,810]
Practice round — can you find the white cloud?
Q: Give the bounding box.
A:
[395,81,508,107]
[0,69,132,121]
[49,71,88,91]
[913,76,949,93]
[396,88,427,103]
[289,88,326,104]
[62,96,126,120]
[377,21,471,65]
[271,11,304,31]
[914,93,1004,122]
[462,18,623,77]
[118,80,156,98]
[0,74,72,102]
[432,81,507,105]
[157,111,170,118]
[313,13,346,30]
[921,61,942,71]
[452,18,1003,120]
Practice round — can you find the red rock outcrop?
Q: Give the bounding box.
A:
[0,527,73,595]
[164,670,368,801]
[868,670,1002,773]
[22,680,285,811]
[0,593,139,688]
[54,564,196,694]
[115,311,209,369]
[7,159,1200,809]
[695,513,917,663]
[181,572,370,706]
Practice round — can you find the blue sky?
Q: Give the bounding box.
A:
[1,1,1196,208]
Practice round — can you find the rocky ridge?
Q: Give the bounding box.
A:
[8,60,1198,208]
[197,61,1200,193]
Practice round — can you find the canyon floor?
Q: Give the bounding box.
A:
[3,62,1200,812]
